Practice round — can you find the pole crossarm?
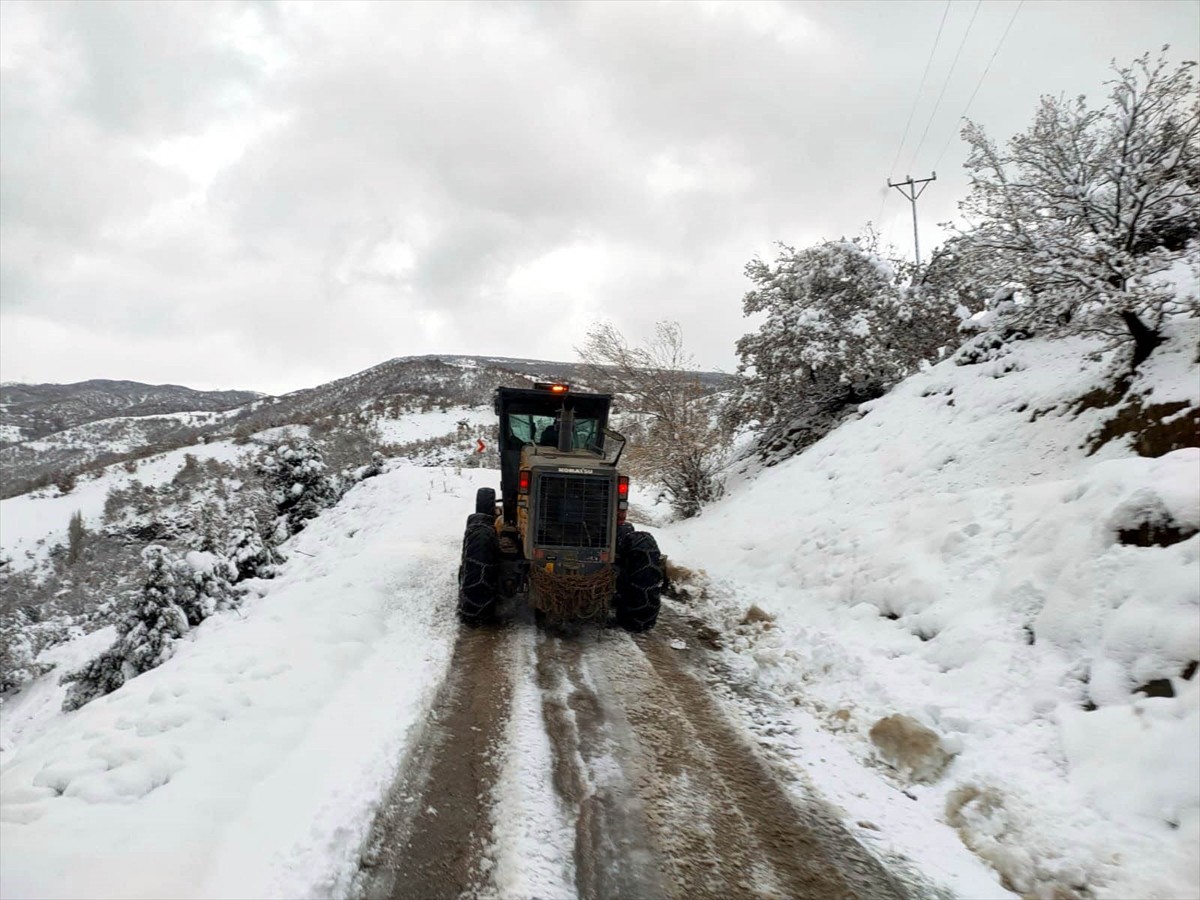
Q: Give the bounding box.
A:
[887,172,937,267]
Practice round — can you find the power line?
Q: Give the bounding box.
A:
[907,0,983,174]
[874,188,891,231]
[886,0,952,181]
[877,0,951,230]
[932,0,1025,173]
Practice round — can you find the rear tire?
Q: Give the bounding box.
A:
[475,487,496,516]
[458,523,499,625]
[615,530,663,632]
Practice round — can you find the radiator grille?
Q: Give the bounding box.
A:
[535,474,611,549]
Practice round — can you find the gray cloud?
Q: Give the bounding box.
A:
[51,0,261,136]
[1,0,1196,393]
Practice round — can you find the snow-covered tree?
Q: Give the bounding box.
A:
[259,440,341,536]
[578,321,728,518]
[58,645,125,711]
[61,546,190,711]
[735,235,960,456]
[918,234,1000,324]
[173,551,238,626]
[956,50,1199,367]
[0,611,53,694]
[120,547,188,673]
[362,450,386,480]
[226,509,279,582]
[193,500,228,554]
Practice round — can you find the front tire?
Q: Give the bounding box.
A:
[458,523,499,625]
[475,487,496,516]
[614,530,663,632]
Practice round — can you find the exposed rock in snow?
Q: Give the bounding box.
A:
[869,714,956,784]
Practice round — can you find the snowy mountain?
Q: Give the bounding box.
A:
[1,326,1195,900]
[211,354,729,440]
[0,380,262,444]
[0,355,729,499]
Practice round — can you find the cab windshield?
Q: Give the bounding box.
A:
[507,414,603,452]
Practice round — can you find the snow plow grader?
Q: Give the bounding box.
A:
[457,382,664,631]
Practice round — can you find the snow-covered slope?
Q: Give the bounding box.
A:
[666,321,1200,899]
[0,381,261,443]
[0,440,250,573]
[0,462,488,899]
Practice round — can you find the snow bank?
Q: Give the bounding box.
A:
[668,321,1200,898]
[0,464,491,899]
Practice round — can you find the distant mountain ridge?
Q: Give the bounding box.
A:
[0,380,263,444]
[0,355,731,498]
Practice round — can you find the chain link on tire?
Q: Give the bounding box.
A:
[457,523,499,625]
[615,530,663,632]
[466,512,493,529]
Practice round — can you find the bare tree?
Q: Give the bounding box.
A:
[67,511,86,566]
[578,321,727,518]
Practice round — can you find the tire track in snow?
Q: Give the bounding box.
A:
[360,617,934,900]
[534,624,917,899]
[536,630,666,900]
[480,626,577,899]
[610,630,914,900]
[355,625,513,900]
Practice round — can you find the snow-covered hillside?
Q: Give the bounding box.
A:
[19,409,238,456]
[0,404,493,575]
[0,326,1196,899]
[0,441,251,573]
[668,320,1200,898]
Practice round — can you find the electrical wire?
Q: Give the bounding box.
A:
[886,0,952,181]
[907,0,983,174]
[877,0,951,228]
[874,188,891,230]
[932,0,1025,173]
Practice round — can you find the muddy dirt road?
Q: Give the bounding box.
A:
[355,616,941,900]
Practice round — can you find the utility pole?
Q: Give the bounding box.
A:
[887,172,936,267]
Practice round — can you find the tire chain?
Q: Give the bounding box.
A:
[457,523,499,623]
[616,532,663,631]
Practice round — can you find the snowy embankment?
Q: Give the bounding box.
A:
[667,321,1199,899]
[0,463,492,899]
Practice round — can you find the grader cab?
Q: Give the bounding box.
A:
[457,382,663,631]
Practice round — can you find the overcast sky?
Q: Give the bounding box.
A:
[1,0,1196,394]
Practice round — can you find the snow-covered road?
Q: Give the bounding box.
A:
[355,612,972,900]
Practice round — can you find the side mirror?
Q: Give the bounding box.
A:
[603,428,626,466]
[557,408,575,452]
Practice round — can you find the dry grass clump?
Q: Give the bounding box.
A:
[739,604,776,627]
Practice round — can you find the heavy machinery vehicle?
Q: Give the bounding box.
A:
[457,381,664,631]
